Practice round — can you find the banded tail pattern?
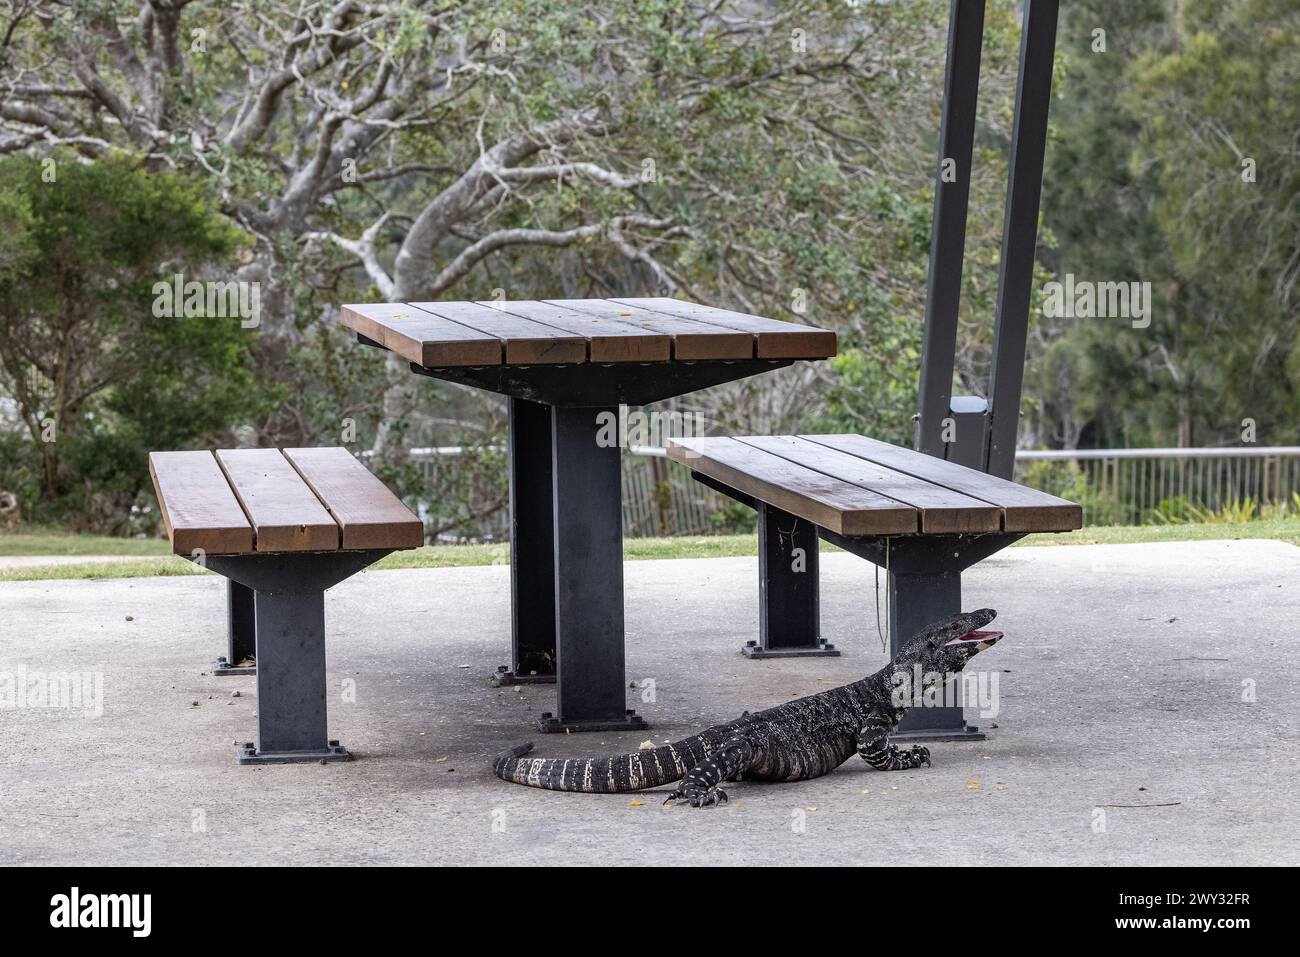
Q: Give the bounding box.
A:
[493,735,721,793]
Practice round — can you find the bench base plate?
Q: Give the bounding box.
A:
[237,740,350,765]
[742,639,839,659]
[212,656,256,677]
[535,711,648,734]
[889,726,987,743]
[490,666,556,687]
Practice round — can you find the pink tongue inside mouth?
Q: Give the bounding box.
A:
[946,630,1003,645]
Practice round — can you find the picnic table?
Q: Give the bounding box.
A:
[341,297,836,732]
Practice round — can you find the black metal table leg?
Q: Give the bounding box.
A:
[745,504,837,658]
[537,404,647,733]
[214,580,257,676]
[492,397,558,688]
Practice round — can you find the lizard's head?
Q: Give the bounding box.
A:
[893,608,1002,674]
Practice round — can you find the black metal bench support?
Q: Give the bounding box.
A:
[493,397,559,688]
[689,473,836,658]
[539,404,647,733]
[820,531,1023,741]
[213,580,257,676]
[748,504,837,658]
[204,550,391,764]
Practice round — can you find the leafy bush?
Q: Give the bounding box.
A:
[0,153,262,532]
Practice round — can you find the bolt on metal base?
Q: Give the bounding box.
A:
[536,709,648,734]
[212,656,256,676]
[237,740,350,765]
[742,639,839,659]
[890,725,987,743]
[490,664,556,687]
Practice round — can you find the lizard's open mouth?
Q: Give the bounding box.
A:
[946,630,1003,648]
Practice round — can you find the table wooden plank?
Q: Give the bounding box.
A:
[148,451,254,556]
[668,437,917,536]
[547,299,754,361]
[340,303,503,367]
[613,297,837,359]
[803,433,1083,532]
[282,447,425,551]
[409,301,587,365]
[481,300,671,363]
[215,449,340,552]
[739,435,1002,534]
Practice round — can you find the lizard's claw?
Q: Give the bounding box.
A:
[665,783,728,808]
[689,786,727,808]
[911,745,932,768]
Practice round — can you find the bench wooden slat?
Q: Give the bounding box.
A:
[667,437,917,536]
[148,451,254,556]
[340,303,503,367]
[546,299,754,361]
[803,434,1083,532]
[738,436,1002,534]
[282,447,424,550]
[409,301,587,365]
[215,449,340,552]
[480,300,671,363]
[612,297,837,359]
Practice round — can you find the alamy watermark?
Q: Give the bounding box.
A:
[0,665,103,717]
[890,666,1000,719]
[595,405,705,449]
[152,273,260,329]
[50,887,150,937]
[1043,273,1151,329]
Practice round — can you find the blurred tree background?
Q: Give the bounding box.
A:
[0,0,1295,536]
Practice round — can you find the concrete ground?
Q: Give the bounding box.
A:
[1,539,1296,866]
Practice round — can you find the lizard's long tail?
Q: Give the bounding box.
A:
[493,738,704,793]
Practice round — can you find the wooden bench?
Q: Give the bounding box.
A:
[148,447,423,764]
[667,434,1081,739]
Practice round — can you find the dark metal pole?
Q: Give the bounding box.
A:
[494,397,557,686]
[250,587,333,757]
[215,580,257,675]
[746,504,836,658]
[985,0,1060,479]
[540,405,646,732]
[915,0,986,458]
[888,568,973,739]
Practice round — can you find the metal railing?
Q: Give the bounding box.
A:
[408,445,1300,540]
[1013,447,1300,526]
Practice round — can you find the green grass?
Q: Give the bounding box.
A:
[2,518,1298,582]
[0,529,171,557]
[1018,516,1300,547]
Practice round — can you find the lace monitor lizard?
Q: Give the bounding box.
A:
[494,608,1002,807]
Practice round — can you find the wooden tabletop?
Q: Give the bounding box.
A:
[668,434,1082,537]
[339,297,836,367]
[149,447,424,555]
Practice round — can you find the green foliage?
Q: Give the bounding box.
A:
[1035,0,1300,450]
[1148,495,1193,525]
[0,153,261,531]
[1185,497,1261,524]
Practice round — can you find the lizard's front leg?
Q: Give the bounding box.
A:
[856,717,931,771]
[664,736,756,808]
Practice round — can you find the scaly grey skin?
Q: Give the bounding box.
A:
[493,608,1003,807]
